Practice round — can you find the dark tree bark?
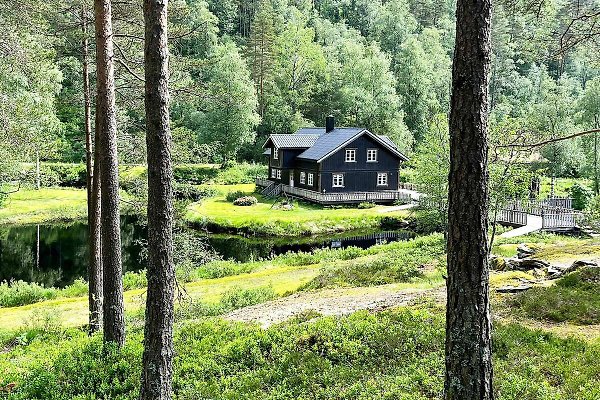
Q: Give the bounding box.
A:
[94,0,125,346]
[83,2,103,335]
[139,0,175,398]
[444,0,493,396]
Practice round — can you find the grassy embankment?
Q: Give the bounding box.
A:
[0,234,445,324]
[2,233,600,399]
[186,184,410,236]
[0,188,87,225]
[3,302,600,399]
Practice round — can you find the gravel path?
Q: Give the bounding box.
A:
[225,286,445,328]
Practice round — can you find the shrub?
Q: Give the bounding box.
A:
[20,163,87,188]
[233,196,258,206]
[357,201,376,209]
[0,281,57,308]
[173,182,218,201]
[226,190,247,202]
[173,164,219,184]
[569,182,593,210]
[220,286,277,310]
[510,268,600,324]
[214,162,267,184]
[303,234,445,289]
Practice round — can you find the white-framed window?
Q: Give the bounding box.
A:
[300,172,306,184]
[345,149,356,162]
[308,173,314,186]
[332,173,344,187]
[367,149,378,162]
[273,147,279,159]
[271,168,277,178]
[277,169,281,179]
[377,172,388,186]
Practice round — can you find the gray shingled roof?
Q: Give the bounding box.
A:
[263,127,408,162]
[296,128,364,161]
[264,133,321,149]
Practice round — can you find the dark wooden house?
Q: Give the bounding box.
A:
[257,117,410,204]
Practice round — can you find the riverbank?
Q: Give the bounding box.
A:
[0,188,87,225]
[185,184,411,236]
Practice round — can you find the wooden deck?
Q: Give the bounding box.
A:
[256,178,412,205]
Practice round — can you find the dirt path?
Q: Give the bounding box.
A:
[225,286,446,328]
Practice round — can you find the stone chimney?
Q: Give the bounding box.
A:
[326,115,335,133]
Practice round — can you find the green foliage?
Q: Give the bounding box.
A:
[568,182,593,210]
[357,202,375,209]
[8,306,600,400]
[413,115,449,231]
[199,42,260,161]
[214,162,268,184]
[304,234,445,289]
[0,281,56,308]
[20,163,87,188]
[226,190,247,202]
[173,182,218,202]
[233,196,259,206]
[510,268,600,325]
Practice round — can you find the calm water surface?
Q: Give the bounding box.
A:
[0,219,415,287]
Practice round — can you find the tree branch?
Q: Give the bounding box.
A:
[496,128,600,149]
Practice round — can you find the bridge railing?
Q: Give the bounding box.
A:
[497,209,528,226]
[541,211,584,230]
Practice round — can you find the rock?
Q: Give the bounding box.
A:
[496,285,533,293]
[506,258,549,271]
[517,244,535,259]
[490,255,507,271]
[548,260,598,279]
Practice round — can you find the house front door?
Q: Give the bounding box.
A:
[289,172,294,187]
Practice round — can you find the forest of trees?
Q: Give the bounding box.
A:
[1,0,599,178]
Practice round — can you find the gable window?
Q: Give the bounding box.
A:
[377,172,388,186]
[308,173,314,186]
[332,173,344,187]
[300,172,306,184]
[273,147,279,160]
[271,168,277,178]
[367,149,378,162]
[345,149,356,162]
[277,169,281,179]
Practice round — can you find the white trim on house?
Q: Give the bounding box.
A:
[332,173,344,188]
[308,173,314,186]
[377,172,388,186]
[276,169,281,179]
[300,171,306,184]
[273,147,279,159]
[345,148,356,162]
[367,148,378,162]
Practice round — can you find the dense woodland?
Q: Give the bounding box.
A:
[2,0,600,399]
[1,0,599,174]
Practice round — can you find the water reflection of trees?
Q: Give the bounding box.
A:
[0,218,146,288]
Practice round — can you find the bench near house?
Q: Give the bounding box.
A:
[257,116,411,204]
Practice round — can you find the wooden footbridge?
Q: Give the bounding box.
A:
[498,197,583,237]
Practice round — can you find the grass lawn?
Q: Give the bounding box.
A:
[539,176,592,198]
[186,184,410,236]
[0,188,87,225]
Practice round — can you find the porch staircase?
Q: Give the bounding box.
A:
[261,182,282,198]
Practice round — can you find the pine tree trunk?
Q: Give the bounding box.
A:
[445,0,493,396]
[94,0,125,346]
[83,2,103,334]
[139,0,175,398]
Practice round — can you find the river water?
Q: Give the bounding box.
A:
[0,219,415,288]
